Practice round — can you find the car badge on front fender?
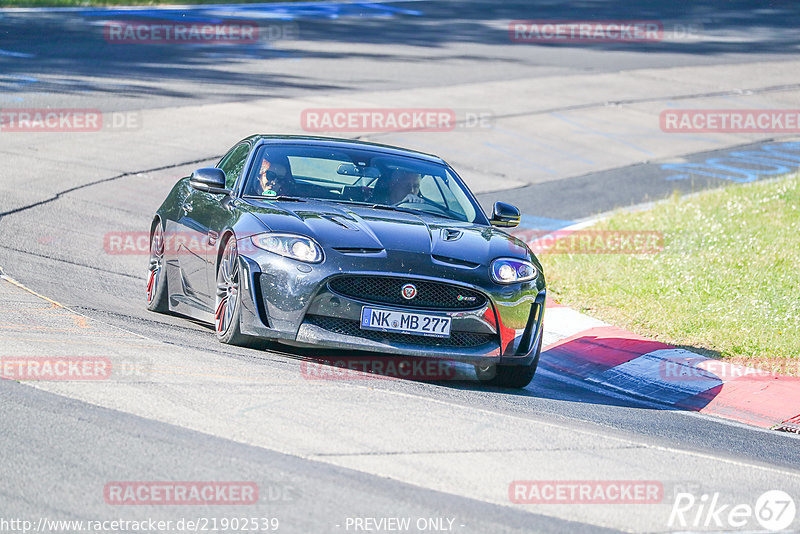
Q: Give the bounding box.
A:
[401,283,417,300]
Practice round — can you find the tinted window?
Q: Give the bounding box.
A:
[218,143,250,189]
[242,144,480,223]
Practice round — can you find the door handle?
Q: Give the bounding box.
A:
[182,203,193,214]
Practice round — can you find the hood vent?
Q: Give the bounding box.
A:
[333,247,384,255]
[322,214,359,230]
[432,255,480,269]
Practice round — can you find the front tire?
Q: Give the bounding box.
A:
[215,237,252,346]
[475,336,542,388]
[146,222,169,313]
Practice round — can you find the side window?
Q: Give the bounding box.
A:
[419,174,445,206]
[435,174,469,220]
[217,143,251,189]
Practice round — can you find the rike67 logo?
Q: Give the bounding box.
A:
[669,490,796,531]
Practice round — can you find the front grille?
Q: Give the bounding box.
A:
[328,276,487,310]
[305,315,496,348]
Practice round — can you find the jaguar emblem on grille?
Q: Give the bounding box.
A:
[401,283,417,300]
[457,295,477,302]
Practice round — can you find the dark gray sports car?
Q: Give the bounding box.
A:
[147,135,546,387]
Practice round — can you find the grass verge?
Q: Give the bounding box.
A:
[543,173,800,375]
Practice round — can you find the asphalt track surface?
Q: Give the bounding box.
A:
[2,1,800,533]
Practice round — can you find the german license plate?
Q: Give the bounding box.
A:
[360,307,451,338]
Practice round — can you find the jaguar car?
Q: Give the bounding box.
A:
[146,135,546,388]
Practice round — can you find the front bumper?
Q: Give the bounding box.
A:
[236,245,546,366]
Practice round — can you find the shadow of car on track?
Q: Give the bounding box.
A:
[188,319,726,414]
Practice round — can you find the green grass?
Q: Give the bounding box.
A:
[1,0,310,6]
[544,174,800,375]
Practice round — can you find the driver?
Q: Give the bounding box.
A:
[373,169,424,205]
[254,154,295,197]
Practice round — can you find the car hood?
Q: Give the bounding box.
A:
[240,199,532,264]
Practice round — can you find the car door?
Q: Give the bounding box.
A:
[172,143,250,315]
[174,184,217,313]
[203,142,253,299]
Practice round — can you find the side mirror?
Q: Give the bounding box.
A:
[490,201,521,228]
[189,168,230,195]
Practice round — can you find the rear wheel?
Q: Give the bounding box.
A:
[146,223,169,313]
[215,237,252,346]
[475,336,542,388]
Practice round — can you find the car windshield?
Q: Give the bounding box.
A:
[241,144,480,223]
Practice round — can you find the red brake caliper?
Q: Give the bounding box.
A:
[146,270,155,302]
[215,298,226,331]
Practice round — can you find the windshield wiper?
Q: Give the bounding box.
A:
[242,195,306,202]
[374,204,458,218]
[334,199,460,221]
[370,204,418,214]
[331,199,373,207]
[331,199,419,214]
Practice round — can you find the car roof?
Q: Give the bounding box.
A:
[243,135,446,165]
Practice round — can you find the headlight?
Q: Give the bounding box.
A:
[251,233,323,263]
[490,258,538,284]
